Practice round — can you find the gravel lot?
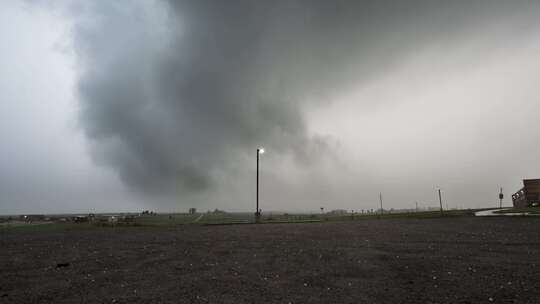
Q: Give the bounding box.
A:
[1,217,539,303]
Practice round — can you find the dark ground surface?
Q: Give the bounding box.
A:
[1,217,539,303]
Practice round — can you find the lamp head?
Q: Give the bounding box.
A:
[258,148,265,154]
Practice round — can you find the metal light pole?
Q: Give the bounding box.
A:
[256,148,264,222]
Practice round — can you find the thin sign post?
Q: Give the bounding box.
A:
[438,189,443,216]
[499,187,504,209]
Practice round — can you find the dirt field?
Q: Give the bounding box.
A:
[1,217,539,303]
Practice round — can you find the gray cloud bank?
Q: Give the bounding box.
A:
[69,0,540,208]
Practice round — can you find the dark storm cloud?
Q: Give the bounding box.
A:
[73,0,540,197]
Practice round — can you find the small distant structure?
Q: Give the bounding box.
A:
[188,208,197,214]
[327,209,348,215]
[19,215,45,222]
[212,208,226,214]
[73,216,88,223]
[512,179,540,208]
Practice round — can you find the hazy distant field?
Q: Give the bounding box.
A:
[1,216,539,303]
[0,209,479,231]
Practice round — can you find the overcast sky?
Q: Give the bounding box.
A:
[2,0,540,214]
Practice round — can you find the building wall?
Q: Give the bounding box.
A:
[523,179,540,202]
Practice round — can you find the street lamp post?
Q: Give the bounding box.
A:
[256,147,264,222]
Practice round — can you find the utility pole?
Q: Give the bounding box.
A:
[379,193,383,216]
[256,148,264,222]
[256,149,259,219]
[415,201,418,213]
[438,189,443,216]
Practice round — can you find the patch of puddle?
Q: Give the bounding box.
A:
[475,208,540,217]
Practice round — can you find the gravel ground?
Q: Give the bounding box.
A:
[1,217,539,303]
